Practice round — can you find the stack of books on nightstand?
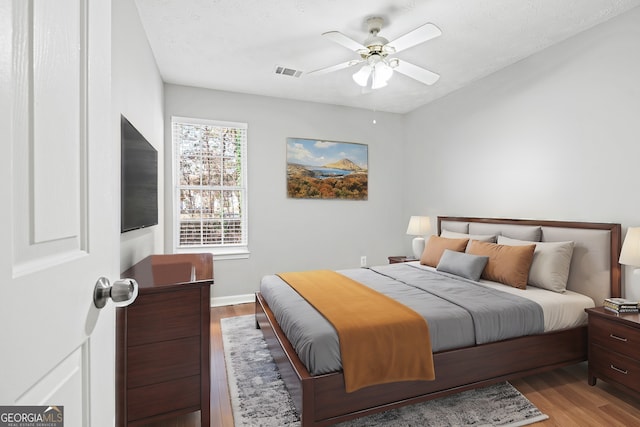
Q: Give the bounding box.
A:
[603,297,639,314]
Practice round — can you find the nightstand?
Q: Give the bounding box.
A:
[585,307,640,398]
[388,256,418,264]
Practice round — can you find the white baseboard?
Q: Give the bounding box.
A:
[211,293,255,307]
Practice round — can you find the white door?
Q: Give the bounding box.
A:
[0,1,117,426]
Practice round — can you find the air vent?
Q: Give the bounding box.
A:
[275,66,303,78]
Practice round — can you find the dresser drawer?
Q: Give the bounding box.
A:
[127,288,201,346]
[588,315,640,357]
[127,375,200,422]
[127,336,200,389]
[589,344,640,393]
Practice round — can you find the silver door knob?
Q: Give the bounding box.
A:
[93,277,139,309]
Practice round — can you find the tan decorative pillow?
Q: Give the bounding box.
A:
[467,240,536,289]
[421,236,470,267]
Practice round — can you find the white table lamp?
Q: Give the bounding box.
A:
[406,216,431,259]
[620,227,640,273]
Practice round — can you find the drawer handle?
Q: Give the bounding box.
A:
[610,364,629,375]
[609,334,628,342]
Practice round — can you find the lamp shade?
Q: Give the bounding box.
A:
[375,62,393,83]
[407,216,430,259]
[371,62,393,89]
[352,65,372,87]
[406,216,431,236]
[620,227,640,266]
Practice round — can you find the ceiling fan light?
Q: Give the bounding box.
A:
[374,62,393,83]
[371,68,389,90]
[371,77,388,90]
[352,65,372,87]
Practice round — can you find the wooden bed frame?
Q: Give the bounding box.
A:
[255,217,621,426]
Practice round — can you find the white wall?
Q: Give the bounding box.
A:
[164,85,407,301]
[113,0,165,272]
[114,2,640,301]
[403,7,640,299]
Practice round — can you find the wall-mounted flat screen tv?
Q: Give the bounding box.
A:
[121,115,158,233]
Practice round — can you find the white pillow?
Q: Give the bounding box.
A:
[497,236,574,293]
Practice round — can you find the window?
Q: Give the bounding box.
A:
[172,117,248,258]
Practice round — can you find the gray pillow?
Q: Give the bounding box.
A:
[440,229,497,243]
[436,249,489,281]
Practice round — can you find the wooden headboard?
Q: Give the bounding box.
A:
[437,216,622,302]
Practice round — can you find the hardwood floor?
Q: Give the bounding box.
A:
[141,303,640,426]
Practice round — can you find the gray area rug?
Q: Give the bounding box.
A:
[221,315,549,426]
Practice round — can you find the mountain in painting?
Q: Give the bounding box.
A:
[323,158,366,172]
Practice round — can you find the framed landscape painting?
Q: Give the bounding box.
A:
[286,138,368,200]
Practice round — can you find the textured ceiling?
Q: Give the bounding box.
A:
[134,0,640,114]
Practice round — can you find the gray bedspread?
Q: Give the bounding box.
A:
[259,263,544,375]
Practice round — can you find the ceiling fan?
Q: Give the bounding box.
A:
[307,17,442,90]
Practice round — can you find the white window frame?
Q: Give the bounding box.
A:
[171,116,249,259]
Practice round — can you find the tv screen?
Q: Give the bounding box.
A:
[121,115,158,233]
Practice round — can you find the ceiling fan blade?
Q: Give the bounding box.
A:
[385,23,442,54]
[394,60,440,85]
[322,31,367,52]
[306,59,363,76]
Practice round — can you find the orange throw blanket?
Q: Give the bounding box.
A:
[277,270,435,392]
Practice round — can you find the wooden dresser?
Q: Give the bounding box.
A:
[585,306,640,398]
[117,254,213,426]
